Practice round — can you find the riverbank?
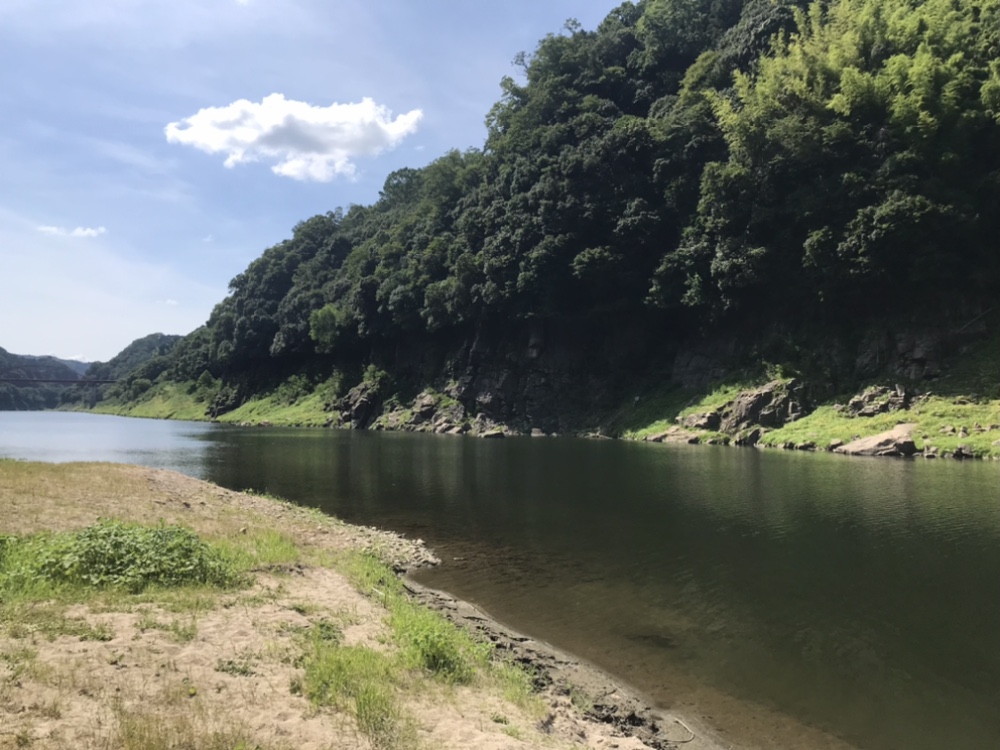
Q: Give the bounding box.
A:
[0,460,725,750]
[83,375,1000,460]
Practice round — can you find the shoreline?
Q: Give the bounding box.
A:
[0,459,727,750]
[53,404,1000,462]
[401,575,732,750]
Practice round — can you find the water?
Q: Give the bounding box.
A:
[2,411,997,750]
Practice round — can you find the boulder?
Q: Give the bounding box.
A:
[952,445,975,460]
[833,424,918,457]
[646,426,700,444]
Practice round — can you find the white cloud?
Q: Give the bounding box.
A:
[163,299,179,307]
[164,93,423,181]
[37,225,107,238]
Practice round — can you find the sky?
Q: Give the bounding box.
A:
[0,0,617,363]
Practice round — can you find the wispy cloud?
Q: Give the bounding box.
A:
[165,93,423,181]
[37,225,107,238]
[2,208,222,361]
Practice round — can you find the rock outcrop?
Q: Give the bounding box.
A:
[670,379,811,446]
[833,424,919,457]
[840,385,912,417]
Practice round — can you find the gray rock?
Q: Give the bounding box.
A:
[678,412,721,431]
[844,385,912,418]
[718,380,808,434]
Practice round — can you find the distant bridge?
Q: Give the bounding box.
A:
[0,378,119,384]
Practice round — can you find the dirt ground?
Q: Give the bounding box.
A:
[0,461,729,750]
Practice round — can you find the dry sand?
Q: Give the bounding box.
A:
[0,461,730,750]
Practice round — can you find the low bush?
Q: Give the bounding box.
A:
[0,520,243,596]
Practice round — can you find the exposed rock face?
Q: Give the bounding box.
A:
[842,385,912,417]
[328,312,989,445]
[339,380,382,428]
[667,380,811,445]
[718,379,809,434]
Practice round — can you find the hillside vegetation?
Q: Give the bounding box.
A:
[0,347,84,411]
[89,0,999,449]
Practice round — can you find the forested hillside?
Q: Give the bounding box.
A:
[0,347,83,410]
[101,0,1000,437]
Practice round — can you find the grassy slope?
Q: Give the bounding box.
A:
[91,382,335,427]
[615,332,1000,458]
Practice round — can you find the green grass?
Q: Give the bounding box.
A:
[615,379,769,440]
[295,551,542,747]
[212,529,304,572]
[609,385,695,439]
[0,521,262,644]
[390,600,490,684]
[135,612,198,643]
[611,336,999,457]
[215,389,334,427]
[761,397,1000,456]
[90,382,209,421]
[302,640,413,749]
[87,378,337,427]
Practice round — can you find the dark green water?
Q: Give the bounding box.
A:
[2,412,997,750]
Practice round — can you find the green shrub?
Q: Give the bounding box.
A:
[0,521,242,596]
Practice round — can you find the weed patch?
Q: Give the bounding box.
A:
[302,640,412,749]
[390,601,488,684]
[0,521,243,598]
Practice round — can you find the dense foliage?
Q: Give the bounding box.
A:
[107,0,1000,414]
[85,332,181,403]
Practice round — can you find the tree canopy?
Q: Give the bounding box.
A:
[108,0,998,411]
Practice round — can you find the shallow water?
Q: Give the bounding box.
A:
[2,411,997,750]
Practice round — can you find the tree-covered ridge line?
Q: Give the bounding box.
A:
[95,0,998,428]
[0,346,86,411]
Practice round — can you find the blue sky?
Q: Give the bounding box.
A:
[1,0,616,362]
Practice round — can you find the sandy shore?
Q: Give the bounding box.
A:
[0,460,729,750]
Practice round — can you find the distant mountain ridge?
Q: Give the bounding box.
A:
[16,354,92,377]
[0,346,84,410]
[0,347,83,382]
[2,335,181,411]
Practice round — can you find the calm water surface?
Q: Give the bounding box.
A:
[1,412,997,750]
